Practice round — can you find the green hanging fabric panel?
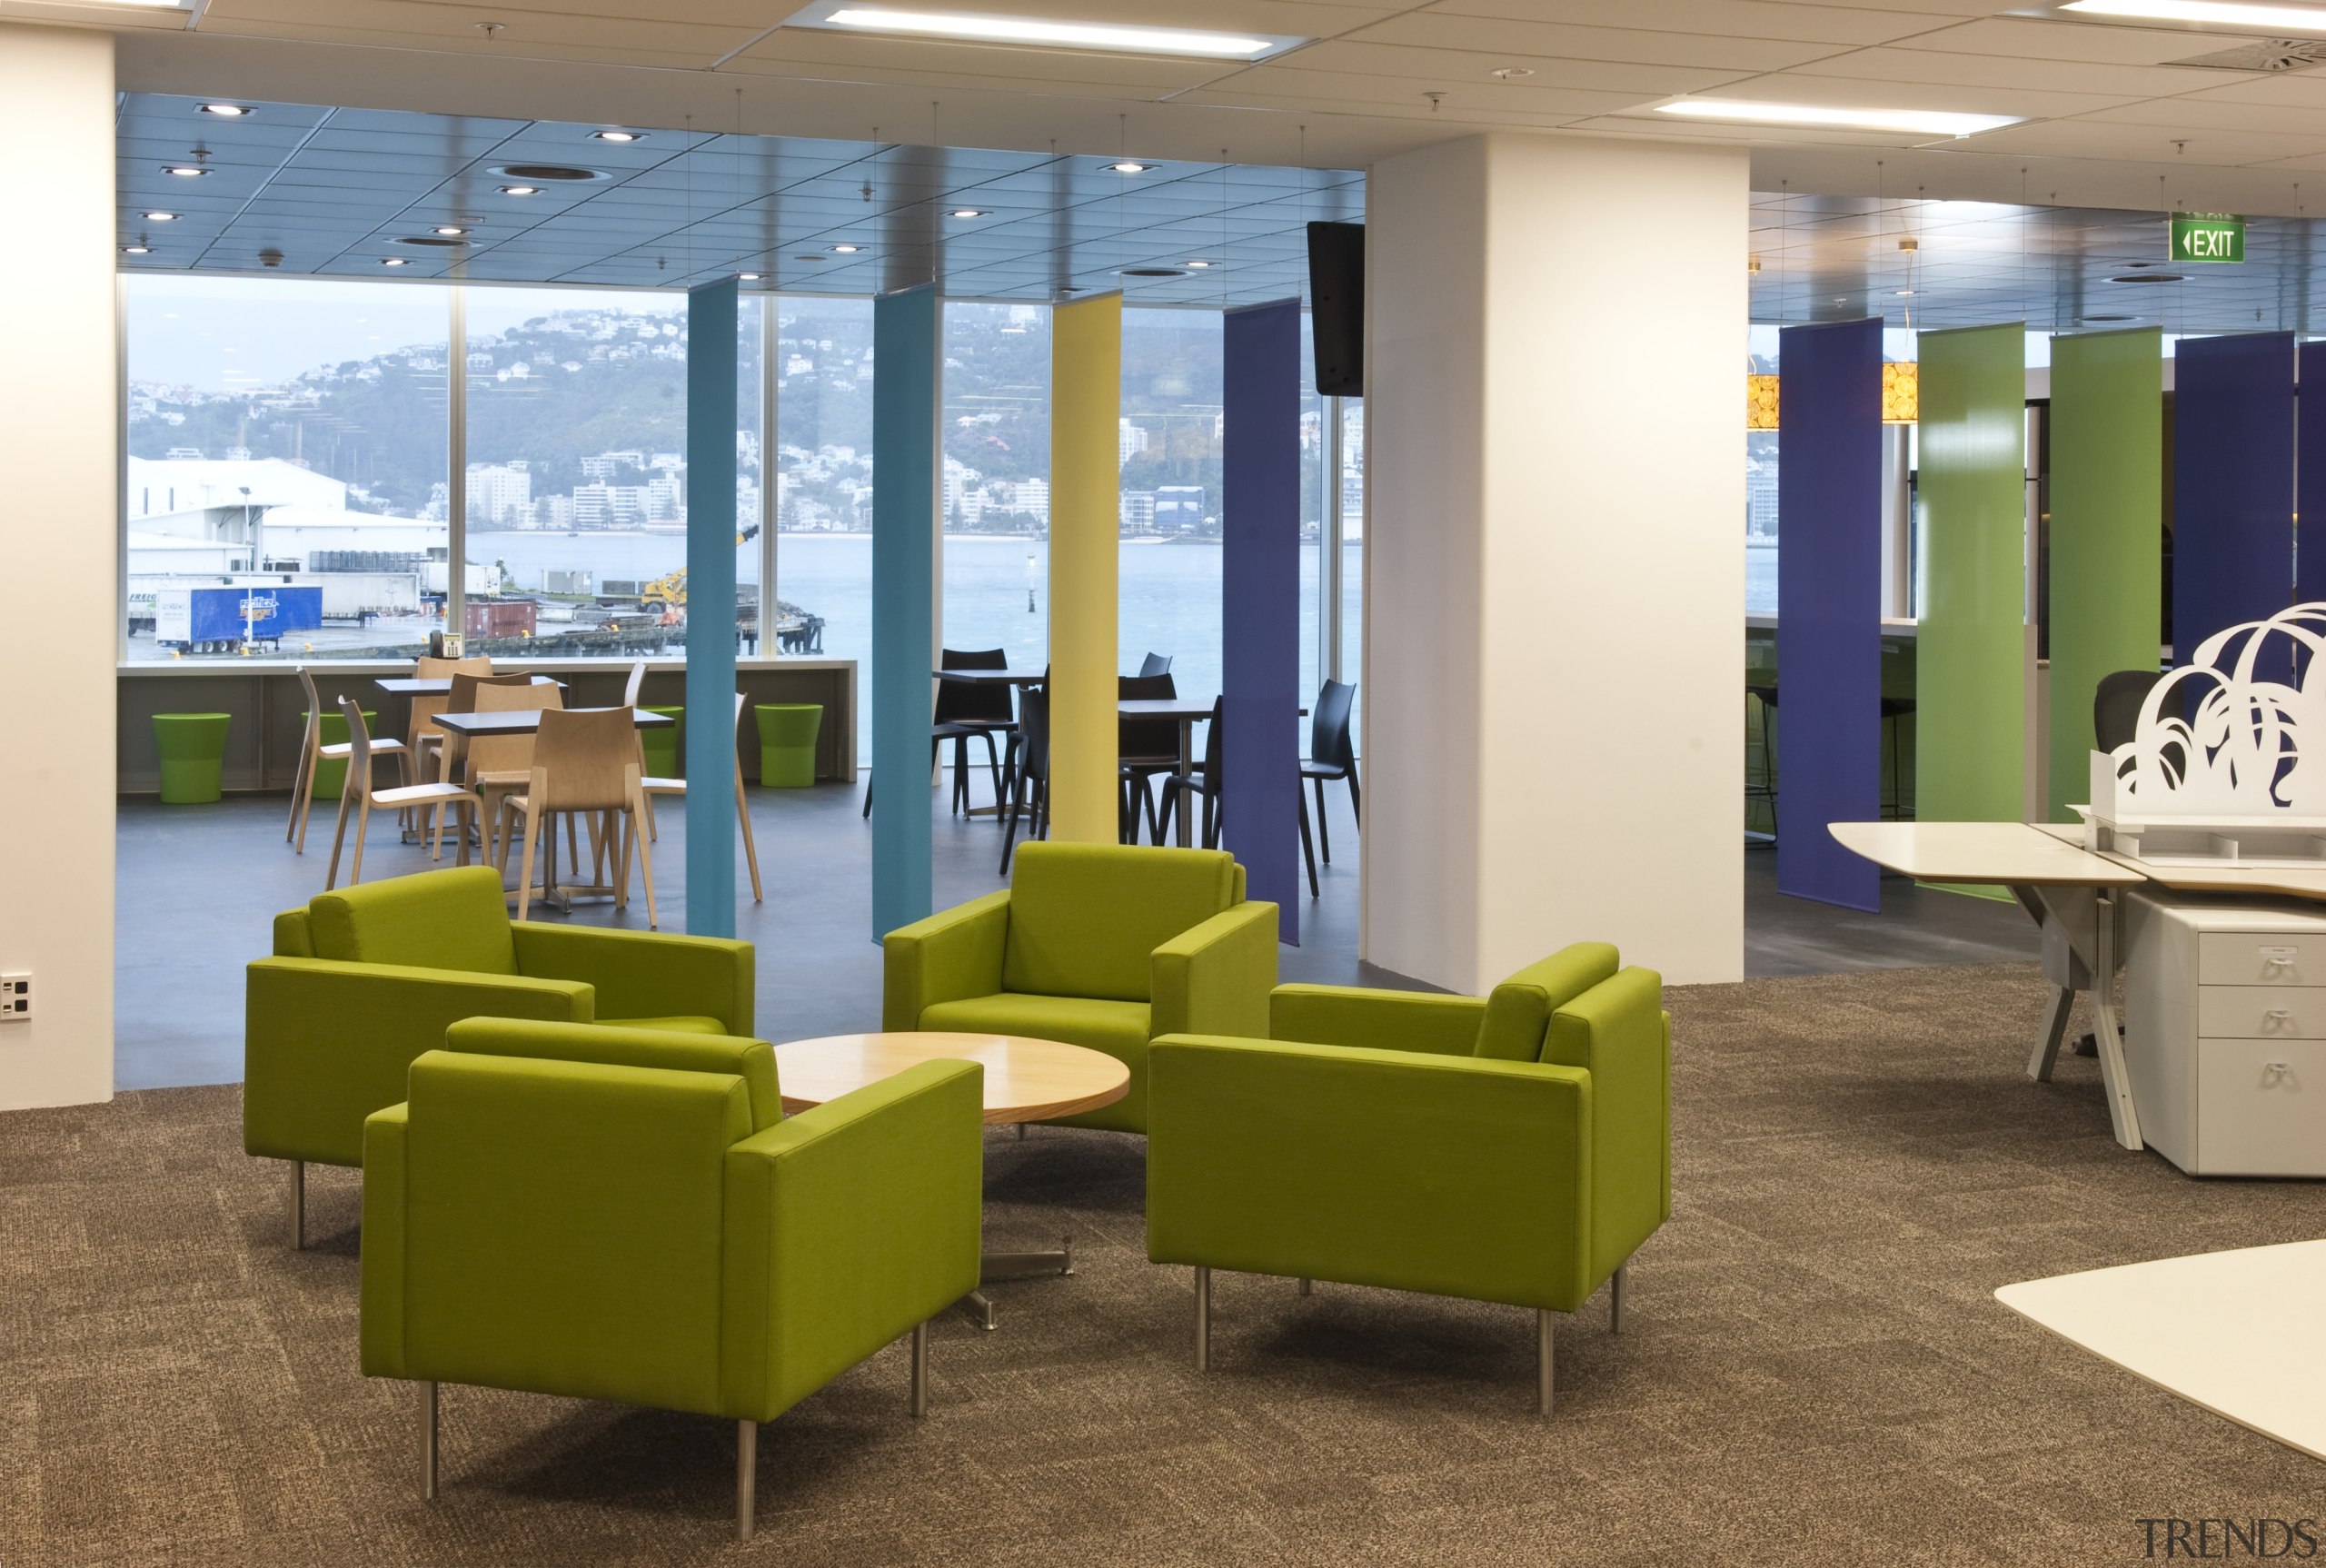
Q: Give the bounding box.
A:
[2047,329,2162,824]
[1915,323,2026,898]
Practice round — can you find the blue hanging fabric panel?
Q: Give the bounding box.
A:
[2174,332,2294,673]
[683,278,739,938]
[870,284,939,942]
[1775,318,1883,912]
[1221,299,1303,944]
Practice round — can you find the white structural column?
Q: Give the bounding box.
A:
[1363,134,1747,990]
[0,24,116,1107]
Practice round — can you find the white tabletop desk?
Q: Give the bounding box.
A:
[1829,820,2150,1149]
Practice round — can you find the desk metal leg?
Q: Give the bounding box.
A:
[2088,891,2143,1151]
[2029,984,2075,1083]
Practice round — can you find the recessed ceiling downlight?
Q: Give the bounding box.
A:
[1122,267,1185,277]
[398,235,468,247]
[2112,273,2186,283]
[197,104,250,117]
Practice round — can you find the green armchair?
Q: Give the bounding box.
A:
[882,840,1277,1134]
[362,1017,982,1541]
[245,866,754,1245]
[1144,944,1670,1415]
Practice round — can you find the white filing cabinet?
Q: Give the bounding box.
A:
[2123,888,2326,1178]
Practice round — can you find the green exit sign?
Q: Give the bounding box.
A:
[2172,212,2245,263]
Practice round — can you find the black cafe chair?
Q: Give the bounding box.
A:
[1297,679,1359,868]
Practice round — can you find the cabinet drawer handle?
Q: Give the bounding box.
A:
[2266,1008,2294,1027]
[2263,1061,2294,1084]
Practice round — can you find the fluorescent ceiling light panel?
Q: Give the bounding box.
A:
[1655,98,2022,137]
[787,1,1306,58]
[2062,0,2326,30]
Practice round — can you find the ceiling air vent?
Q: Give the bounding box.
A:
[2166,38,2326,71]
[490,163,605,182]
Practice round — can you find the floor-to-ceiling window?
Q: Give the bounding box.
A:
[1119,308,1225,693]
[771,295,876,759]
[940,300,1051,668]
[739,292,767,652]
[462,287,711,652]
[123,274,450,660]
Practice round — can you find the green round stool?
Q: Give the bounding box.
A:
[641,705,685,779]
[152,712,232,804]
[304,708,376,804]
[755,704,823,788]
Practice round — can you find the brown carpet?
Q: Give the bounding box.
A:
[5,962,2319,1567]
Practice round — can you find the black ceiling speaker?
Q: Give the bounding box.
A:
[1307,220,1364,398]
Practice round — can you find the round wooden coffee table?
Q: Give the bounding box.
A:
[773,1031,1131,1328]
[774,1031,1129,1124]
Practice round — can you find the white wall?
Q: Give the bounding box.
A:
[1365,134,1747,991]
[0,25,116,1109]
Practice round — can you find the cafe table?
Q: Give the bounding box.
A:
[426,708,674,908]
[374,674,563,697]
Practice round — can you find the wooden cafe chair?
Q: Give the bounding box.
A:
[323,699,485,891]
[495,706,660,928]
[638,691,764,904]
[287,665,408,855]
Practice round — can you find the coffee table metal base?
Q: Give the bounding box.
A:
[964,1237,1074,1329]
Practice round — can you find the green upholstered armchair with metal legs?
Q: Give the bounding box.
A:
[880,840,1277,1136]
[245,865,754,1246]
[360,1017,983,1542]
[1144,944,1670,1416]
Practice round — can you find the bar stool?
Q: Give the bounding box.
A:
[1880,696,1916,819]
[1744,683,1777,843]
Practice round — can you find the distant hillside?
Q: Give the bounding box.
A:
[130,297,1249,521]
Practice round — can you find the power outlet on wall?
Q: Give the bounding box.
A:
[0,973,29,1022]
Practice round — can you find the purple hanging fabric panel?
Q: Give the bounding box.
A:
[1776,318,1883,912]
[1221,298,1302,943]
[2174,332,2293,676]
[2301,341,2326,608]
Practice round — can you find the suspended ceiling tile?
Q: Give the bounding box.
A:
[1181,64,1661,115]
[1250,38,1745,96]
[1426,0,1973,46]
[1784,43,2232,96]
[2182,74,2326,110]
[1340,12,1834,73]
[1562,114,1948,147]
[202,0,758,57]
[1895,15,2253,67]
[2076,95,2326,138]
[194,10,750,72]
[725,30,1228,92]
[1678,68,2143,118]
[1971,116,2326,164]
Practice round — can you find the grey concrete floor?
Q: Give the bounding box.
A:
[114,779,2038,1091]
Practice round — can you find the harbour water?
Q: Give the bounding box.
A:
[474,531,1366,760]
